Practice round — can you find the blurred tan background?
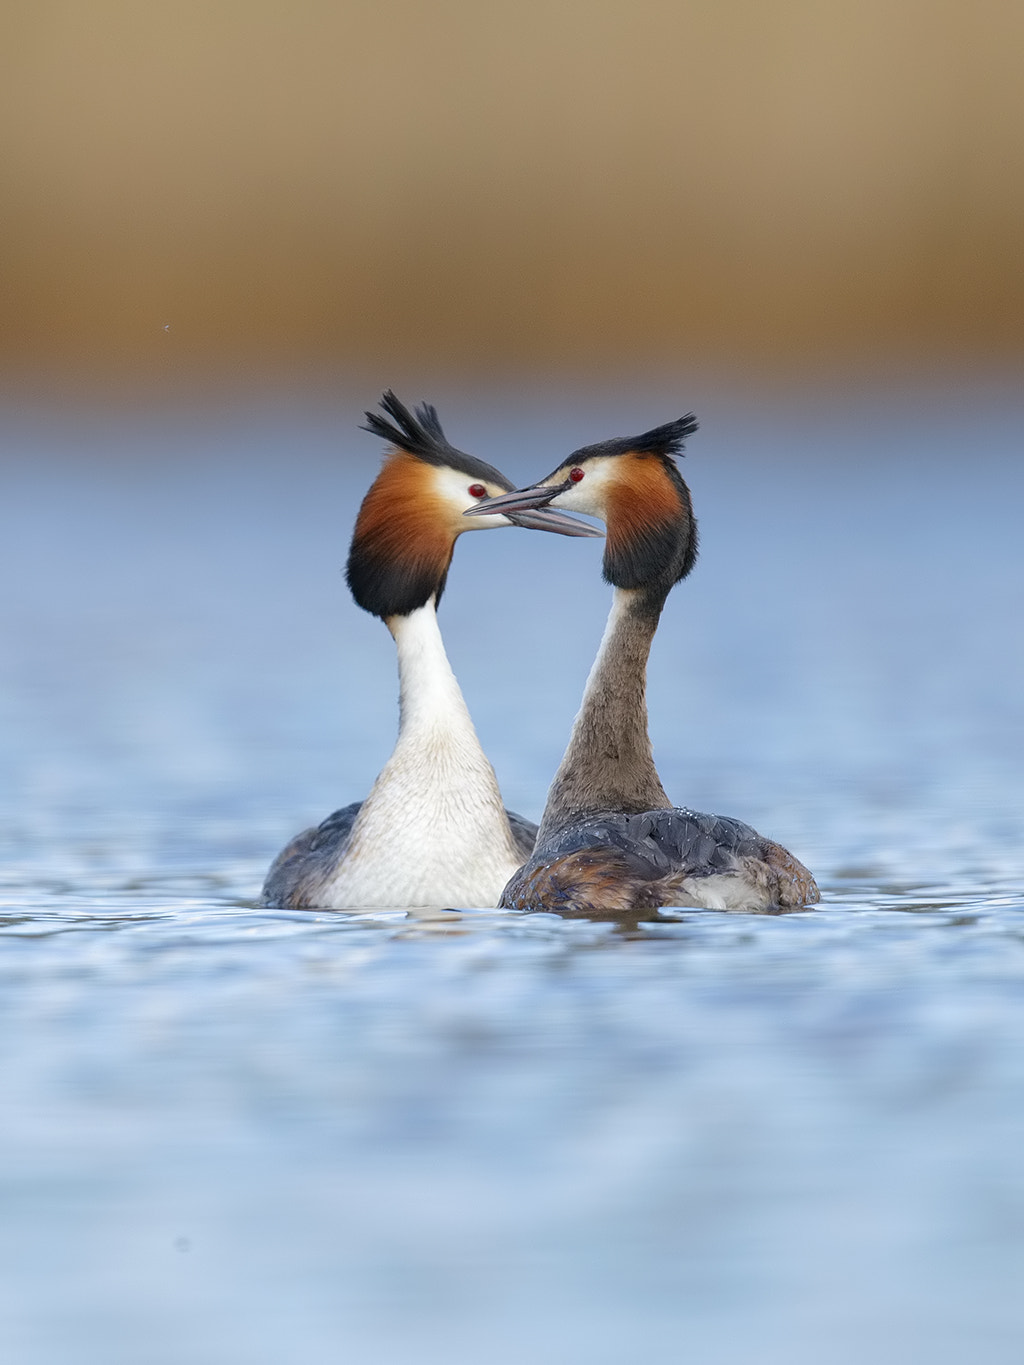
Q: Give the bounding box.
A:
[2,0,1022,387]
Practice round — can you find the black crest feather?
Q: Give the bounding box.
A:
[360,389,513,489]
[565,413,698,465]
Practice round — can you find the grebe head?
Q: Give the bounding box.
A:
[347,391,601,620]
[465,415,699,604]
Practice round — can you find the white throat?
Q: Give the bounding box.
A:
[320,602,522,908]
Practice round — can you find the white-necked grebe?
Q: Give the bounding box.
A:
[262,391,601,910]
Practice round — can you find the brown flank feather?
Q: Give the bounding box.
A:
[504,849,645,915]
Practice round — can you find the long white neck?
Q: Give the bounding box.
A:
[391,602,477,748]
[321,602,523,908]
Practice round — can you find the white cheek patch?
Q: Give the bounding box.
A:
[550,460,615,517]
[432,466,507,527]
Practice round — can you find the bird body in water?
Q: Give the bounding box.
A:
[466,417,819,915]
[262,392,600,911]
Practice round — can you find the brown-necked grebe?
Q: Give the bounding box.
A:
[466,415,819,915]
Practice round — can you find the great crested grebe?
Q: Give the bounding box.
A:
[262,391,601,910]
[465,416,819,915]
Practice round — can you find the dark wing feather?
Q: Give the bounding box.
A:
[261,802,363,908]
[501,807,771,914]
[504,809,538,861]
[306,801,364,853]
[544,808,761,879]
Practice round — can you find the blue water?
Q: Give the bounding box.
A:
[2,380,1023,1363]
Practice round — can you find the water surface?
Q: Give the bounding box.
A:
[2,382,1023,1363]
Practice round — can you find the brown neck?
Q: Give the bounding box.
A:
[537,587,670,842]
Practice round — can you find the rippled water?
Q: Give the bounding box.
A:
[2,382,1023,1363]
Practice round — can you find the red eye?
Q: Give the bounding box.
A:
[569,467,585,483]
[468,483,487,498]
